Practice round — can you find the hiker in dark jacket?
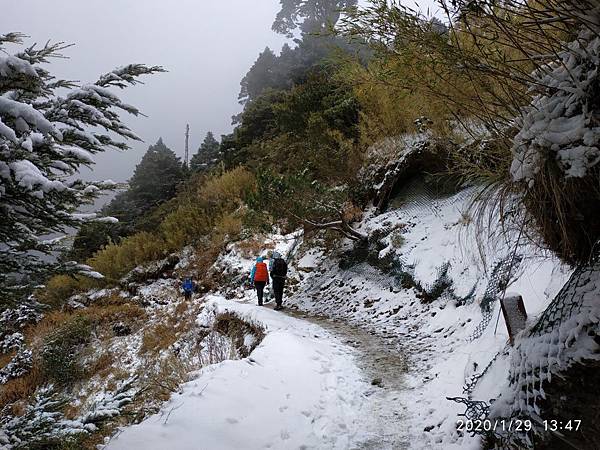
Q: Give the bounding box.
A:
[269,251,288,310]
[182,277,194,301]
[250,256,269,306]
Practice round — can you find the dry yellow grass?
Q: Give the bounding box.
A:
[24,311,74,348]
[236,238,263,256]
[0,352,15,370]
[139,323,178,355]
[0,364,43,409]
[0,302,145,408]
[87,351,115,378]
[88,231,168,282]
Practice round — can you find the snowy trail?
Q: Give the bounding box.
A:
[105,296,408,450]
[284,308,410,449]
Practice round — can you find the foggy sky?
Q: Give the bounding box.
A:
[1,0,439,183]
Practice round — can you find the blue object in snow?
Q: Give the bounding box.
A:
[183,278,194,293]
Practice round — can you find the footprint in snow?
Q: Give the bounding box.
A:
[280,430,291,440]
[225,418,239,424]
[279,405,289,412]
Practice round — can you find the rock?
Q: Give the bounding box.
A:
[120,253,181,289]
[371,377,384,387]
[64,298,86,311]
[112,322,131,337]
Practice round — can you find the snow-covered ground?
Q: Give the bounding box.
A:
[285,182,572,449]
[4,175,569,450]
[105,296,378,450]
[99,180,575,450]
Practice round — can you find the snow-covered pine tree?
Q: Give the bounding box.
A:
[0,32,164,304]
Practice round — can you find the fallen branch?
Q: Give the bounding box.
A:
[301,217,368,242]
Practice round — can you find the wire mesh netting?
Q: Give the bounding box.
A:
[446,396,491,422]
[387,176,474,219]
[530,250,600,336]
[468,255,523,341]
[463,351,502,398]
[449,250,600,446]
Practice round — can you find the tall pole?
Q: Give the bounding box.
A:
[184,124,190,167]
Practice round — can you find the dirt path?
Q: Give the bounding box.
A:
[282,306,411,450]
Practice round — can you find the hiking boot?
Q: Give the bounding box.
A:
[274,305,283,311]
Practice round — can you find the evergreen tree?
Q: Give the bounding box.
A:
[239,48,280,104]
[67,221,122,262]
[0,32,163,303]
[127,138,184,212]
[190,131,221,172]
[273,0,358,36]
[238,36,363,105]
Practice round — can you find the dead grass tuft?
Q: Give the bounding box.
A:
[213,312,265,358]
[236,238,267,258]
[522,163,600,264]
[138,323,178,355]
[0,364,43,408]
[141,354,191,402]
[0,352,15,370]
[24,311,75,348]
[84,303,146,335]
[87,351,115,378]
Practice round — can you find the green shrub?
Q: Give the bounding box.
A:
[67,222,123,263]
[41,316,92,386]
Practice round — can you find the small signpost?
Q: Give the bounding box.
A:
[500,295,528,345]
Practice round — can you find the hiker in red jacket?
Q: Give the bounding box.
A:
[250,256,269,306]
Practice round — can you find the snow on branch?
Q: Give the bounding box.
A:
[0,34,164,302]
[0,32,26,48]
[97,64,167,89]
[510,16,600,184]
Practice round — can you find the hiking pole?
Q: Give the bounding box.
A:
[493,302,502,335]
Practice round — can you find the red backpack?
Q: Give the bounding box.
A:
[253,262,268,282]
